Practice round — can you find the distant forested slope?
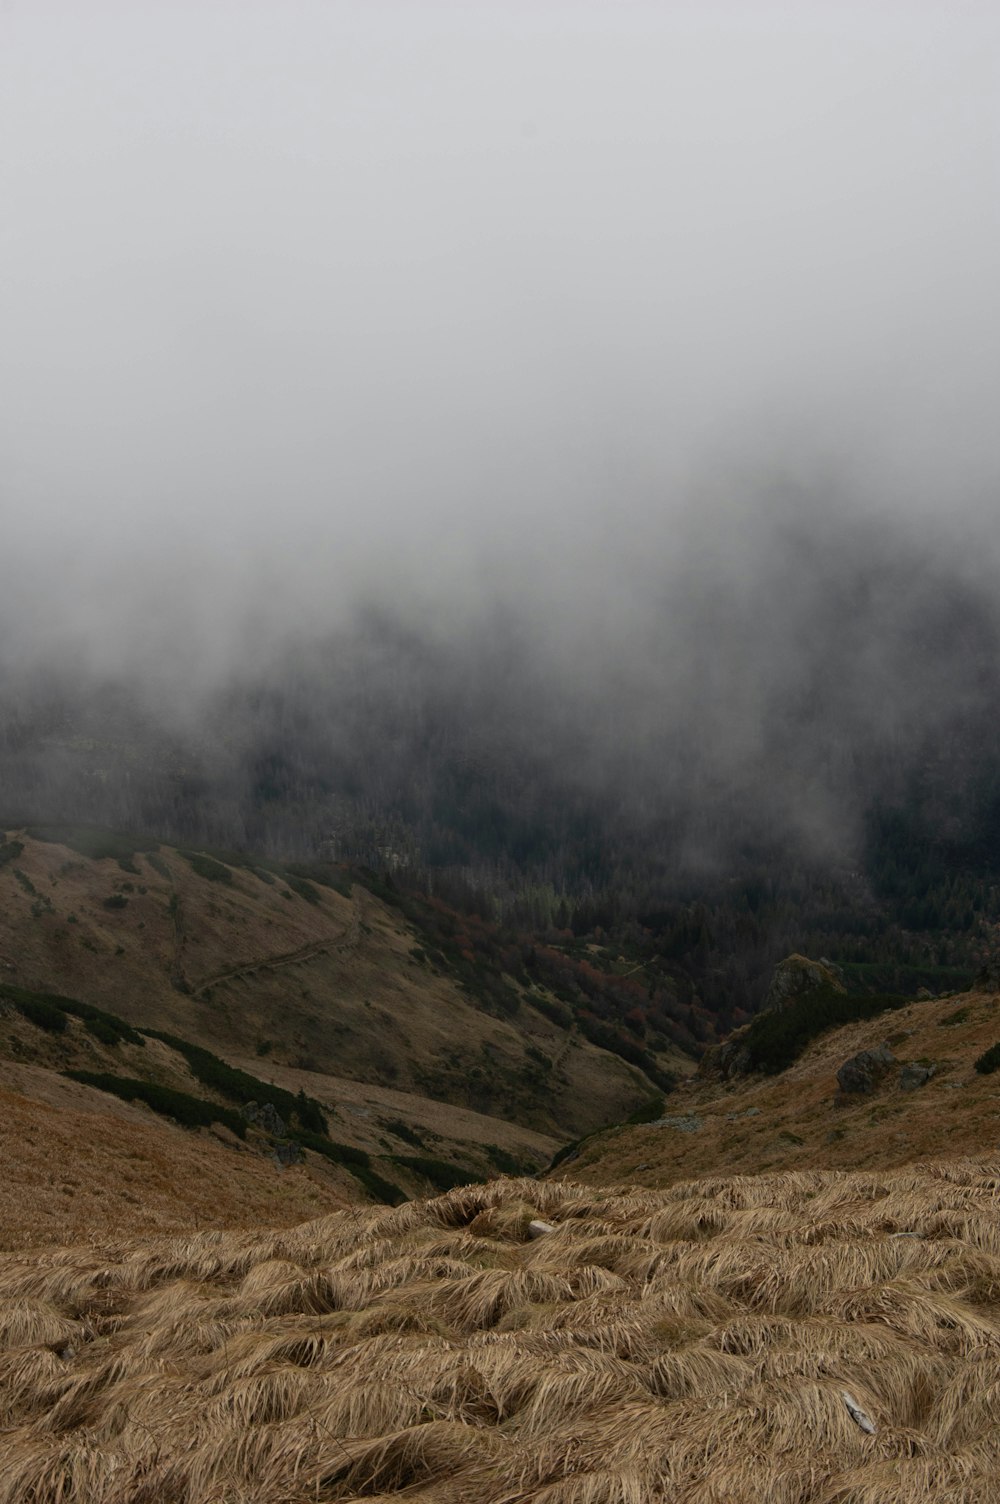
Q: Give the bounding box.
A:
[1,514,997,1021]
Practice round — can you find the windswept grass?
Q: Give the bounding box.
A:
[2,1164,1000,1500]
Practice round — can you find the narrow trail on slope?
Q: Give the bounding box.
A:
[190,905,362,999]
[549,1024,579,1075]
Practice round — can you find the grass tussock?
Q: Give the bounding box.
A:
[2,1164,1000,1500]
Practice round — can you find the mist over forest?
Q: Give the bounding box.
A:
[3,2,999,1014]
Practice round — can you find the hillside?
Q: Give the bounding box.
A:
[0,1070,345,1251]
[0,827,675,1138]
[550,974,1000,1189]
[0,827,696,1232]
[2,1166,1000,1502]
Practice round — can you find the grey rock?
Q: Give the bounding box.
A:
[763,954,847,1014]
[242,1100,287,1137]
[836,1044,896,1095]
[715,1039,753,1076]
[899,1062,936,1091]
[272,1140,305,1168]
[651,1114,703,1133]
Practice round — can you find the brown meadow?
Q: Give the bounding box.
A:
[2,1165,1000,1501]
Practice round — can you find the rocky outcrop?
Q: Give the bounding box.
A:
[836,1044,896,1095]
[700,954,848,1082]
[650,1113,703,1133]
[763,954,846,1014]
[242,1101,287,1137]
[900,1062,937,1091]
[272,1141,305,1168]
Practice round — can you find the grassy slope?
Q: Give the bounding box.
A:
[0,987,559,1223]
[552,982,1000,1188]
[0,831,655,1141]
[2,1167,1000,1502]
[0,1073,345,1250]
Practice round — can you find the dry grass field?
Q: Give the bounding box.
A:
[2,1165,1000,1502]
[0,1077,346,1250]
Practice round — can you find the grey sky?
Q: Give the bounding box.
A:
[2,1,999,672]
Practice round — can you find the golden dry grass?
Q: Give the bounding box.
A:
[0,1081,346,1250]
[2,1165,1000,1501]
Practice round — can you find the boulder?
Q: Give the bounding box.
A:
[763,954,846,1014]
[242,1101,287,1137]
[899,1062,936,1091]
[836,1044,896,1095]
[705,1034,753,1078]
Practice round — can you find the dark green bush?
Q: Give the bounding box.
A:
[285,861,353,897]
[352,1167,407,1205]
[285,875,321,905]
[1,984,146,1045]
[547,1137,584,1171]
[294,1130,369,1167]
[286,1129,403,1201]
[84,1017,124,1047]
[624,1094,666,1125]
[141,1030,327,1132]
[64,1071,247,1136]
[26,826,158,864]
[741,985,910,1075]
[974,1042,1000,1075]
[179,851,233,884]
[526,993,573,1028]
[485,1143,534,1176]
[390,1155,477,1192]
[17,997,68,1033]
[66,1001,144,1047]
[102,894,128,910]
[0,840,24,870]
[575,1013,675,1091]
[384,1118,425,1147]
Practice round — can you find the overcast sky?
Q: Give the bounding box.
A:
[2,1,998,673]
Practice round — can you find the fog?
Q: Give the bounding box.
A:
[2,3,999,873]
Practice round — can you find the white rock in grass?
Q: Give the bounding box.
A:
[527,1220,556,1238]
[842,1390,876,1434]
